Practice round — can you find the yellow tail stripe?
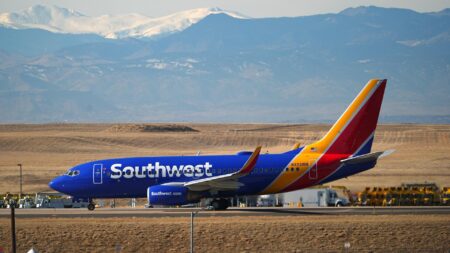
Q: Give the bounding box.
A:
[313,79,380,152]
[261,79,380,194]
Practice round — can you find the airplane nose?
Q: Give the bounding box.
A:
[49,177,64,192]
[48,180,55,190]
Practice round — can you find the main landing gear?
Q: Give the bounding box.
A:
[209,198,230,210]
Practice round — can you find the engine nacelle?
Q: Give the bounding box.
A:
[147,185,202,206]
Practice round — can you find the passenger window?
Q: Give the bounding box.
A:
[285,168,289,172]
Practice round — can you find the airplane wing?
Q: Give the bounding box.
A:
[171,146,262,191]
[291,143,301,150]
[340,149,395,165]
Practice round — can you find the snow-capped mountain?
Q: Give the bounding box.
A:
[0,6,449,123]
[0,5,246,39]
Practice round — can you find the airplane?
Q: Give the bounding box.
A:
[49,79,392,210]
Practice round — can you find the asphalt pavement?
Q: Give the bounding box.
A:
[0,206,449,218]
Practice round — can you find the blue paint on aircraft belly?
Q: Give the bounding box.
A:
[320,160,377,185]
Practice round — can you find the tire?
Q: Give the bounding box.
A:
[87,203,95,211]
[219,199,230,210]
[210,199,229,210]
[210,200,220,210]
[336,202,342,207]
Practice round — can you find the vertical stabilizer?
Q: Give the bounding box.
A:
[314,79,387,155]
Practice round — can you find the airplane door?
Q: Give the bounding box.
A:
[309,160,318,180]
[93,164,103,184]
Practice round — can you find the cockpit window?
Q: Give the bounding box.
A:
[65,170,80,177]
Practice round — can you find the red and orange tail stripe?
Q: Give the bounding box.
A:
[261,79,386,194]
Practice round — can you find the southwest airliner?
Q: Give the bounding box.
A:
[49,79,392,210]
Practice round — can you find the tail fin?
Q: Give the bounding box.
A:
[313,79,386,156]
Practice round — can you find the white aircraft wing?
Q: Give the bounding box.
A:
[181,146,262,191]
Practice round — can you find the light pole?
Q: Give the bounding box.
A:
[10,200,16,253]
[17,164,22,199]
[190,211,199,253]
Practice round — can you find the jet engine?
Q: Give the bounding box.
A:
[147,185,202,206]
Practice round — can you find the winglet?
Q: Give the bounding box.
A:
[291,143,301,150]
[237,146,262,175]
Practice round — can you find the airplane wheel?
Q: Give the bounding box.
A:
[211,200,221,210]
[87,203,95,211]
[210,199,229,210]
[219,198,230,209]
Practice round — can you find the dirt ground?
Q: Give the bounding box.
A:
[0,214,448,253]
[0,124,449,252]
[0,123,449,193]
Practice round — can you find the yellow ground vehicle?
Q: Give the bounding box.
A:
[422,187,440,205]
[441,187,450,205]
[355,183,446,206]
[385,187,399,206]
[356,187,370,206]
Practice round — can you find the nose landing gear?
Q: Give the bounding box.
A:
[87,199,95,211]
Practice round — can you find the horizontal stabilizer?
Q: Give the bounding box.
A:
[341,149,395,165]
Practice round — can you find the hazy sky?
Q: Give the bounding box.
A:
[1,0,449,17]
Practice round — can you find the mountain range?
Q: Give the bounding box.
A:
[0,5,449,123]
[0,5,245,39]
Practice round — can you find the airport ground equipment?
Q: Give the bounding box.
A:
[18,196,36,208]
[355,183,446,206]
[328,185,354,204]
[35,192,89,208]
[283,188,349,207]
[256,194,283,207]
[441,187,450,205]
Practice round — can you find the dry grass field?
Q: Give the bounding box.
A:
[0,215,449,253]
[0,123,449,193]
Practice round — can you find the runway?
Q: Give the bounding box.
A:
[1,206,449,218]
